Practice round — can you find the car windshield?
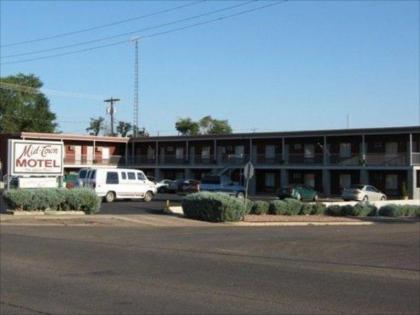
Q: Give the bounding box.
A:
[350,185,364,190]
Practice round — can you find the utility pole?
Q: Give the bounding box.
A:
[104,97,120,136]
[132,37,140,137]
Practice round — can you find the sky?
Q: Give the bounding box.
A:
[0,0,419,136]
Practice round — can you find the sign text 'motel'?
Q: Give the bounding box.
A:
[9,140,64,176]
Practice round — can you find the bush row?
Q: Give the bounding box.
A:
[249,199,326,216]
[2,188,101,214]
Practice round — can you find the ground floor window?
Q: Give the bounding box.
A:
[304,173,315,188]
[265,173,275,188]
[339,174,351,189]
[385,174,398,190]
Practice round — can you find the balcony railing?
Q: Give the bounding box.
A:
[412,153,420,165]
[287,153,324,165]
[127,155,156,165]
[364,153,407,166]
[328,153,361,166]
[219,154,249,166]
[64,155,123,166]
[160,154,188,165]
[253,154,283,165]
[191,155,216,165]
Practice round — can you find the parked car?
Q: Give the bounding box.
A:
[156,179,173,193]
[167,179,185,193]
[180,179,201,194]
[342,185,386,201]
[85,168,157,202]
[199,175,245,198]
[278,184,319,201]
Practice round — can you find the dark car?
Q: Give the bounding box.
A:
[199,175,245,198]
[279,184,319,201]
[180,180,201,194]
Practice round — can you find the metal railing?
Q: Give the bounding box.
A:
[253,154,283,165]
[191,155,216,165]
[286,153,324,165]
[412,153,420,165]
[364,153,407,166]
[64,155,123,166]
[219,154,249,166]
[328,153,361,166]
[126,155,156,165]
[160,154,188,165]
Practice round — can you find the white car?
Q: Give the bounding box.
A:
[342,185,387,202]
[86,168,157,202]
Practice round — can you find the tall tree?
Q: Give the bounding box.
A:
[208,119,232,135]
[86,117,104,136]
[175,118,200,136]
[0,73,57,133]
[116,121,132,137]
[199,115,213,134]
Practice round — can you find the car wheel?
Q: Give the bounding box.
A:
[144,191,153,202]
[362,195,369,202]
[105,191,115,203]
[236,192,245,199]
[313,194,318,202]
[380,195,386,201]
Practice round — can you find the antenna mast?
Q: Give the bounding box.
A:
[133,38,139,137]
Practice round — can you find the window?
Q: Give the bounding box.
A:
[265,145,275,159]
[304,173,315,188]
[176,147,184,159]
[106,172,119,184]
[89,170,96,179]
[304,144,315,159]
[137,172,146,181]
[202,146,211,159]
[367,186,379,192]
[385,174,398,190]
[147,146,155,160]
[339,143,352,158]
[339,174,351,189]
[79,170,87,179]
[235,145,244,157]
[265,173,275,187]
[121,172,127,180]
[417,171,420,188]
[127,172,136,180]
[385,142,398,155]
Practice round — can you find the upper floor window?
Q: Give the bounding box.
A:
[304,144,315,159]
[265,145,275,159]
[202,146,211,159]
[385,142,398,155]
[339,143,352,158]
[176,147,184,159]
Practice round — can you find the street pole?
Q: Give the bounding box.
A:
[104,97,120,136]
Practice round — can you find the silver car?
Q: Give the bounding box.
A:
[342,185,387,202]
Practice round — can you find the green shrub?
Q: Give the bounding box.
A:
[269,200,288,215]
[2,188,100,214]
[325,205,343,216]
[182,192,247,222]
[378,204,420,217]
[349,203,377,217]
[300,203,313,215]
[311,202,326,215]
[244,199,254,215]
[284,198,302,215]
[251,200,270,215]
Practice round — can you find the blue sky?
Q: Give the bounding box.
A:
[1,0,419,135]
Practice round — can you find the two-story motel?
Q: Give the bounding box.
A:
[1,126,419,199]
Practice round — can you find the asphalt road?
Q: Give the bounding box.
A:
[1,222,419,315]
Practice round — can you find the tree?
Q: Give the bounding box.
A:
[116,121,132,137]
[0,73,57,133]
[86,117,104,136]
[175,118,200,136]
[176,116,232,136]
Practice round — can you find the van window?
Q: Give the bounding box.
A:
[127,172,136,180]
[106,172,119,184]
[89,170,96,179]
[79,170,87,178]
[121,172,127,180]
[137,172,146,181]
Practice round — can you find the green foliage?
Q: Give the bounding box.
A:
[283,198,302,215]
[244,199,254,215]
[378,204,420,217]
[311,202,327,215]
[0,73,57,133]
[251,200,270,215]
[347,203,377,217]
[86,116,105,136]
[325,205,343,216]
[175,118,200,136]
[269,200,288,215]
[182,192,247,222]
[3,188,101,214]
[116,121,132,137]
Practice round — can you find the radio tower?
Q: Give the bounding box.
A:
[133,38,139,137]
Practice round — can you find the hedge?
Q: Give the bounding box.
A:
[378,204,420,217]
[2,188,101,214]
[182,192,247,222]
[251,200,270,215]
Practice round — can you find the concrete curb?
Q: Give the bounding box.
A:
[228,221,375,226]
[5,210,86,216]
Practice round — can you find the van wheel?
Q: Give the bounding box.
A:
[105,191,115,203]
[144,191,153,202]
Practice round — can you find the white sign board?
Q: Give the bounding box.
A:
[8,140,64,176]
[243,161,255,180]
[18,177,58,189]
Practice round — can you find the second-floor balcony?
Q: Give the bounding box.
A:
[219,154,249,166]
[287,153,324,165]
[364,153,408,166]
[64,155,123,166]
[254,154,283,165]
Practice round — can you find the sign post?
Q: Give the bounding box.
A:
[243,161,255,202]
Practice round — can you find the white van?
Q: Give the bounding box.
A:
[87,168,157,202]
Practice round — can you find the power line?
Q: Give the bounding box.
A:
[0,1,204,48]
[2,1,255,59]
[1,1,285,66]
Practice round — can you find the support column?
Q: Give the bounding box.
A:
[185,141,189,163]
[322,169,331,196]
[249,138,253,163]
[409,133,413,165]
[282,138,286,163]
[132,140,135,165]
[214,139,217,164]
[412,168,419,200]
[323,136,328,166]
[155,141,159,166]
[407,168,414,199]
[125,143,128,166]
[280,169,288,188]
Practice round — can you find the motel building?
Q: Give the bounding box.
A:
[0,126,420,199]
